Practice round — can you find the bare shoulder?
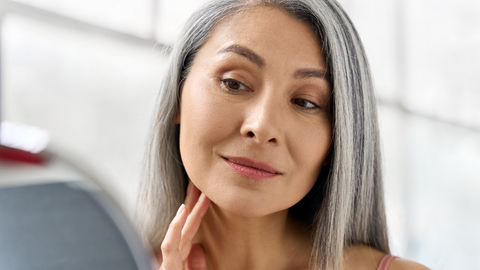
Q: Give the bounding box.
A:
[388,257,430,270]
[343,245,385,270]
[343,245,429,270]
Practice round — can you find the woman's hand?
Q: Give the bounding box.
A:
[159,182,211,270]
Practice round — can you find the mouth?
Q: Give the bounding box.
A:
[222,156,282,180]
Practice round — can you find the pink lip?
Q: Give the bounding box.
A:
[222,156,281,180]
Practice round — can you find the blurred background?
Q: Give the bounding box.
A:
[0,0,479,269]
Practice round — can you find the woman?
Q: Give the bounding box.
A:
[136,0,428,269]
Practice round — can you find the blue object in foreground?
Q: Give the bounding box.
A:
[0,181,152,270]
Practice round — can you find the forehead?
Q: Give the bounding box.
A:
[196,6,326,69]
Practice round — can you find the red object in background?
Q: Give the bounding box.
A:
[0,145,48,165]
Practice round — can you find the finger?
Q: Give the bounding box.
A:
[161,204,188,269]
[184,181,200,213]
[186,244,207,270]
[179,193,211,260]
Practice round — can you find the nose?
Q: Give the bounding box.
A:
[240,94,284,146]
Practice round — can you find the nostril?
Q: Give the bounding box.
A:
[247,131,255,138]
[268,138,276,143]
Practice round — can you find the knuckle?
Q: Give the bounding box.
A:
[161,241,175,255]
[168,222,179,231]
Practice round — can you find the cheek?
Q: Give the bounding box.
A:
[300,124,331,168]
[286,120,331,197]
[178,84,240,186]
[180,90,236,146]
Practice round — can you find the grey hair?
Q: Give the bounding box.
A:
[136,0,389,269]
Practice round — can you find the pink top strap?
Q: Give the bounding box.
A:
[377,255,398,270]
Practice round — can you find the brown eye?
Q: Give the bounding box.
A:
[221,79,248,92]
[228,81,241,90]
[292,98,319,109]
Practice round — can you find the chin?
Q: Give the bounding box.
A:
[189,166,308,219]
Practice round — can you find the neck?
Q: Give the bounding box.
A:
[194,203,312,270]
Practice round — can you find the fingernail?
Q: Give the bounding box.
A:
[199,193,206,202]
[177,204,185,215]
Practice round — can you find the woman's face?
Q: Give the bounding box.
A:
[177,6,332,217]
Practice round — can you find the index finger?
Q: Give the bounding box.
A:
[160,204,188,269]
[179,193,210,260]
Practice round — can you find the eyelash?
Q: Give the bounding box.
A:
[291,98,321,110]
[220,78,249,92]
[220,78,322,111]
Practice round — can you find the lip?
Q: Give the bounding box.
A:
[222,156,282,180]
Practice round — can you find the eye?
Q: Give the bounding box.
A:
[292,98,320,109]
[221,79,249,92]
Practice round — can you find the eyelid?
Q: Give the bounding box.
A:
[292,98,322,110]
[220,78,251,92]
[295,91,324,106]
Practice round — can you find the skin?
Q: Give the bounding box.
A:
[178,6,332,220]
[159,6,430,270]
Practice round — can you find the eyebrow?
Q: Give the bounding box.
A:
[217,44,265,67]
[293,68,327,80]
[217,44,328,80]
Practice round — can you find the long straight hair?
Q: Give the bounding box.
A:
[136,1,389,269]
